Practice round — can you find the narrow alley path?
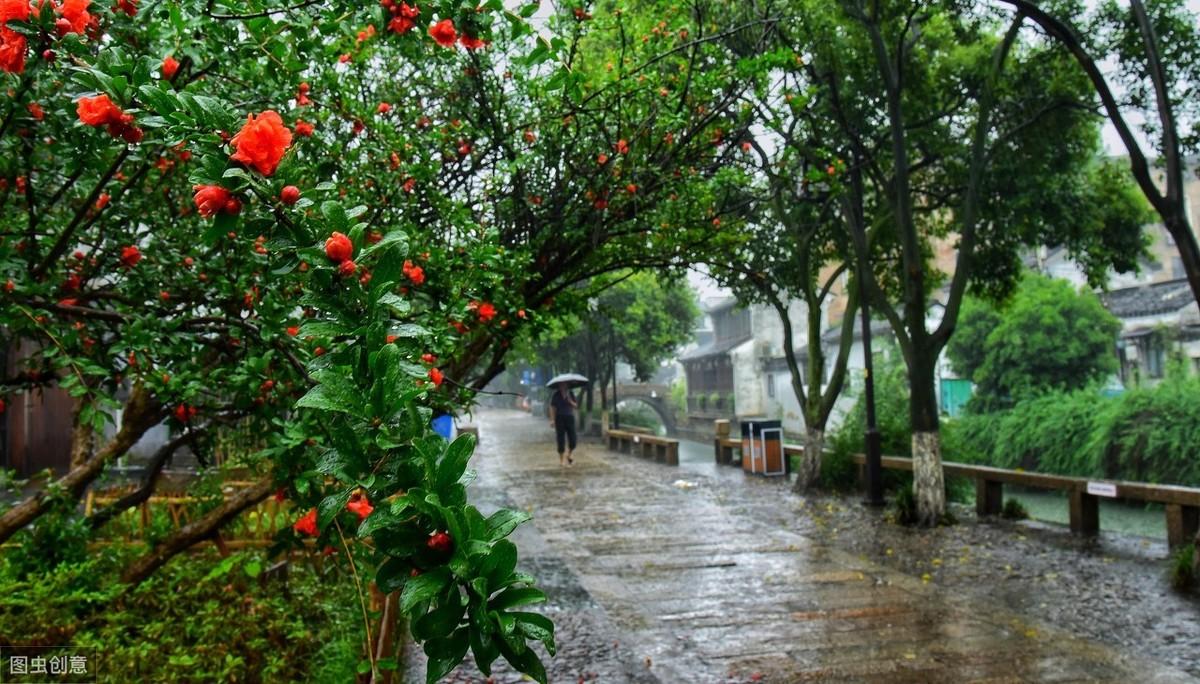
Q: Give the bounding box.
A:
[404,410,1197,683]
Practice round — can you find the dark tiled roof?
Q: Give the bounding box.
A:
[1100,279,1194,318]
[820,319,893,344]
[679,334,752,361]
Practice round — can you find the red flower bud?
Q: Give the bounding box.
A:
[161,55,180,80]
[427,531,453,554]
[324,232,353,262]
[337,260,357,277]
[293,508,318,537]
[280,185,301,205]
[120,245,141,268]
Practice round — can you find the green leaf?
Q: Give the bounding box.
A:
[423,627,470,684]
[295,385,358,415]
[435,434,476,495]
[360,230,407,258]
[480,540,518,590]
[386,323,429,339]
[376,557,411,594]
[513,612,556,657]
[377,293,411,316]
[412,594,466,641]
[485,509,531,541]
[137,84,178,113]
[489,587,546,611]
[401,567,451,614]
[316,488,353,531]
[321,201,350,232]
[498,636,547,684]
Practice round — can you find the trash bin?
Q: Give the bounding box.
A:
[431,413,455,440]
[741,420,784,476]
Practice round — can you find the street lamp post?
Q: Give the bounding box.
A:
[610,323,620,429]
[845,162,885,507]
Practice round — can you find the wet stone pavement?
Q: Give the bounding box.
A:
[403,410,1199,683]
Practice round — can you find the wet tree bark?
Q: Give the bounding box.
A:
[796,428,824,493]
[88,430,197,531]
[0,385,163,545]
[120,476,275,586]
[910,351,946,526]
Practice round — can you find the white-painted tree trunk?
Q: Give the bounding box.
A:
[792,427,824,494]
[912,430,946,526]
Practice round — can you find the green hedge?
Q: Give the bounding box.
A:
[948,376,1200,487]
[821,351,1200,493]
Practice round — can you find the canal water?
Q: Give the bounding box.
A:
[672,436,1168,540]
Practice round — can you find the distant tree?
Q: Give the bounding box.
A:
[947,274,1120,409]
[515,272,697,421]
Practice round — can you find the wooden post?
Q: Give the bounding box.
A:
[1069,488,1100,536]
[975,478,1003,517]
[1165,504,1199,549]
[665,442,679,466]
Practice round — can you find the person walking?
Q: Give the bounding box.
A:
[548,383,578,466]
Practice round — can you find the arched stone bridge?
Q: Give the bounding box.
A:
[600,384,678,435]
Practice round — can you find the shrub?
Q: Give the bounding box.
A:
[1168,544,1195,592]
[0,551,362,681]
[946,376,1200,487]
[1001,498,1030,520]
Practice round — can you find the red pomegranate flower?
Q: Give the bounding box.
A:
[429,18,456,48]
[460,33,486,50]
[346,494,373,521]
[388,15,415,34]
[614,139,629,154]
[429,367,444,386]
[0,0,30,22]
[192,185,234,217]
[161,55,179,80]
[94,193,110,210]
[477,302,496,322]
[376,102,391,114]
[119,245,141,268]
[294,119,314,137]
[324,232,353,262]
[337,260,357,277]
[114,0,136,16]
[295,82,312,106]
[229,110,293,176]
[26,102,43,120]
[57,0,94,35]
[76,94,124,127]
[0,28,25,74]
[293,508,319,537]
[402,259,425,285]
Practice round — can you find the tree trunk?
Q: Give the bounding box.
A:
[792,427,824,494]
[912,431,945,527]
[0,385,162,545]
[120,476,275,586]
[69,404,95,469]
[910,353,945,526]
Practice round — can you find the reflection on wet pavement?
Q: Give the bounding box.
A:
[404,410,1197,683]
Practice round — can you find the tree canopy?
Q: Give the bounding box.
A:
[947,273,1121,410]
